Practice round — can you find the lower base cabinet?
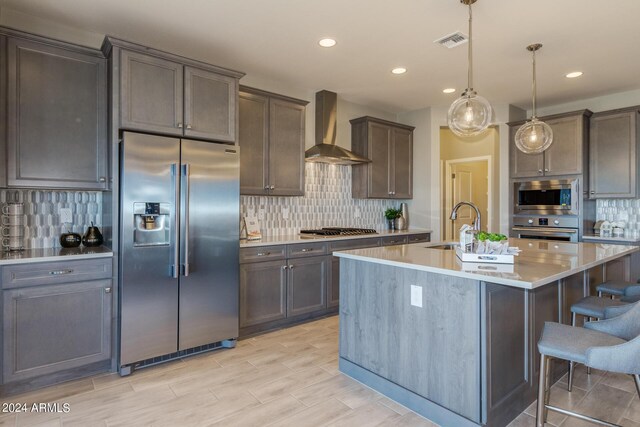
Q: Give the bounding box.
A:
[1,258,113,388]
[239,260,287,327]
[288,256,329,316]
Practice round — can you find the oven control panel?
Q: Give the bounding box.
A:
[513,216,579,229]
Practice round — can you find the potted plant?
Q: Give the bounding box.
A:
[384,208,401,230]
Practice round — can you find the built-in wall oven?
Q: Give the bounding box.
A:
[511,216,579,242]
[514,179,578,215]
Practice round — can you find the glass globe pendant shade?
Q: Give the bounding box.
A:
[514,117,553,154]
[447,91,493,137]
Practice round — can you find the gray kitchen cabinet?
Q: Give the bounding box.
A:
[509,110,591,178]
[239,259,287,327]
[1,258,113,385]
[589,108,640,198]
[120,50,183,136]
[106,36,243,143]
[604,255,632,283]
[0,35,6,188]
[351,116,415,199]
[287,255,329,316]
[239,86,307,196]
[5,35,108,189]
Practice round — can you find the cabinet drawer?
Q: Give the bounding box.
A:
[329,238,380,252]
[287,242,328,258]
[2,258,113,289]
[380,236,409,246]
[408,233,431,244]
[240,246,286,263]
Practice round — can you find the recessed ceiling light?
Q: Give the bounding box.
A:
[318,38,336,48]
[443,88,456,94]
[391,67,407,75]
[565,71,583,78]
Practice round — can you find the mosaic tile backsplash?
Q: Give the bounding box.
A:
[241,163,407,237]
[1,189,102,249]
[596,199,640,238]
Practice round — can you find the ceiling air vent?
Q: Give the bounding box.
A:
[434,31,468,49]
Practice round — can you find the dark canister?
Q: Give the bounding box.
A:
[82,222,104,247]
[60,232,82,248]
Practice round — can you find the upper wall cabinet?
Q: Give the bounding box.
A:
[589,107,640,199]
[509,110,591,179]
[350,116,414,199]
[4,33,108,189]
[239,86,307,196]
[104,37,244,144]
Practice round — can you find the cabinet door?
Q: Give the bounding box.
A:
[184,66,236,143]
[544,114,583,175]
[328,256,340,308]
[590,111,638,198]
[240,260,287,327]
[239,91,269,195]
[7,38,108,189]
[604,255,631,283]
[120,50,183,135]
[510,125,544,178]
[3,279,112,383]
[391,127,413,198]
[287,256,328,316]
[368,122,392,198]
[0,35,7,188]
[268,98,305,196]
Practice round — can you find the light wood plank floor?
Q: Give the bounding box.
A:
[1,315,638,426]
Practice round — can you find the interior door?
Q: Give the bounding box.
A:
[179,140,240,350]
[449,161,489,239]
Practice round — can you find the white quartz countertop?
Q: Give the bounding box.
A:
[582,234,640,243]
[240,228,432,248]
[0,246,113,265]
[334,238,639,289]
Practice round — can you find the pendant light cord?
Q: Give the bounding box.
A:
[467,2,473,92]
[531,49,537,118]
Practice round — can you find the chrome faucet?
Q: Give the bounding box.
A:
[450,201,482,231]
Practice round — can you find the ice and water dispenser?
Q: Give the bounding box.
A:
[133,202,170,246]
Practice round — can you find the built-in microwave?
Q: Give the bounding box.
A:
[514,179,578,215]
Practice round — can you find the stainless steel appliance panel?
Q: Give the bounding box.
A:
[178,140,239,350]
[511,227,579,242]
[514,179,578,215]
[120,132,180,365]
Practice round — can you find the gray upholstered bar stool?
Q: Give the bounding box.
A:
[596,281,640,298]
[568,298,640,391]
[536,303,640,427]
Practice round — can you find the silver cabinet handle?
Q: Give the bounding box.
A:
[289,265,294,269]
[182,163,191,277]
[49,269,73,275]
[590,190,595,194]
[264,185,270,190]
[105,287,112,293]
[178,123,183,129]
[257,251,271,256]
[388,191,393,195]
[538,169,543,174]
[99,177,106,183]
[282,265,288,270]
[544,168,549,172]
[186,124,192,130]
[171,163,179,279]
[301,248,313,252]
[269,185,275,190]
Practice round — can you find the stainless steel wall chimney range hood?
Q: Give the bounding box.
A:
[304,90,371,165]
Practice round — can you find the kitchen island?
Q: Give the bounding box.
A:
[334,239,638,427]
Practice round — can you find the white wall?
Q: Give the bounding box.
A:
[534,89,640,116]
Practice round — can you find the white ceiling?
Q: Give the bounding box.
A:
[2,0,640,114]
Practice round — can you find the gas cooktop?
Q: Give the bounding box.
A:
[299,227,378,237]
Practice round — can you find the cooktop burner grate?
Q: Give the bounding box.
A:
[299,227,378,237]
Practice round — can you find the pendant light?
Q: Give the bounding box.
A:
[515,43,553,154]
[447,0,492,137]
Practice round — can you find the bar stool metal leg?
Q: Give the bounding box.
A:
[568,361,575,392]
[634,374,640,399]
[536,354,548,427]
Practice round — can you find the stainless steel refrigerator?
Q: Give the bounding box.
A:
[119,131,239,373]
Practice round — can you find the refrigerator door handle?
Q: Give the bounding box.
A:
[170,163,179,279]
[182,163,191,277]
